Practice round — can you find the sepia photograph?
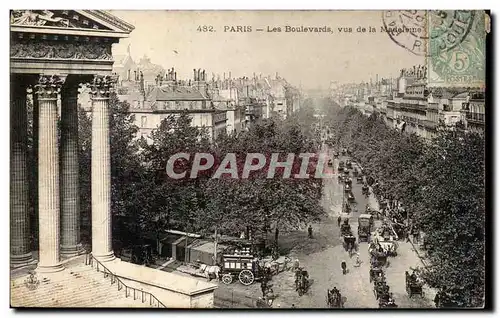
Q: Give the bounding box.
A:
[9,8,488,309]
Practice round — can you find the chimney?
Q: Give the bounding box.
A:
[134,70,137,81]
[174,72,177,81]
[193,69,197,81]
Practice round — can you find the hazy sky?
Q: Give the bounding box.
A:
[109,10,424,89]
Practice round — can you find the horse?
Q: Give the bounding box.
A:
[198,263,221,281]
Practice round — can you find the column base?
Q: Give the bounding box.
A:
[92,251,116,263]
[60,243,85,258]
[36,263,65,273]
[10,253,37,269]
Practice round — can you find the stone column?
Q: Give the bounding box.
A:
[60,82,83,257]
[36,75,65,273]
[10,76,34,268]
[90,75,116,262]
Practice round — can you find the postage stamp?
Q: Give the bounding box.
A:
[427,10,486,88]
[382,10,486,88]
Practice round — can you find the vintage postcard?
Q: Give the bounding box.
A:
[10,10,487,309]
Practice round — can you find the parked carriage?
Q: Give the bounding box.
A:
[347,191,355,202]
[369,245,389,268]
[328,159,333,167]
[362,182,369,194]
[219,254,260,285]
[405,271,424,297]
[338,161,345,172]
[369,266,385,283]
[374,280,390,300]
[356,175,364,184]
[357,214,373,242]
[346,159,352,169]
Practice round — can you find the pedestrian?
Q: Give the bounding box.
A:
[261,279,268,297]
[341,260,347,275]
[308,225,313,238]
[337,216,341,227]
[291,304,295,308]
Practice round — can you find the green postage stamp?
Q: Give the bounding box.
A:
[382,10,487,88]
[427,10,487,88]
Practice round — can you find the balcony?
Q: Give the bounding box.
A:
[466,112,485,124]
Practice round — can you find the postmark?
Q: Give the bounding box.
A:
[382,10,429,56]
[383,10,485,88]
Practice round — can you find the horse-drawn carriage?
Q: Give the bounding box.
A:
[356,175,364,184]
[326,288,344,308]
[369,266,385,283]
[347,191,355,202]
[341,148,347,156]
[333,151,339,159]
[346,159,352,169]
[361,183,370,195]
[345,177,352,186]
[295,267,310,296]
[357,214,373,242]
[206,254,261,285]
[343,169,350,177]
[337,161,345,172]
[405,270,424,297]
[378,292,398,308]
[374,280,390,300]
[369,243,389,268]
[328,158,333,167]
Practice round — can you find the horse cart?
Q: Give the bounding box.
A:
[338,161,345,172]
[358,214,373,242]
[405,271,424,297]
[356,175,364,184]
[295,268,310,296]
[346,159,352,169]
[326,288,344,308]
[344,184,351,193]
[347,191,355,202]
[374,280,390,300]
[219,254,259,285]
[369,266,385,283]
[361,183,369,195]
[369,245,389,268]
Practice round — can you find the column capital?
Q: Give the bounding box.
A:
[34,74,66,99]
[88,75,118,99]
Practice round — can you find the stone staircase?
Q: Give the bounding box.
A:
[11,260,161,308]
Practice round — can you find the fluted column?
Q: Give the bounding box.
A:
[10,77,34,267]
[90,75,116,262]
[60,82,83,257]
[36,75,65,273]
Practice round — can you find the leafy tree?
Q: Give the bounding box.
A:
[328,106,485,307]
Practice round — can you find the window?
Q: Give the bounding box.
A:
[141,116,147,128]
